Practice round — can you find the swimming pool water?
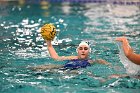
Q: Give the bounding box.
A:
[0,1,140,93]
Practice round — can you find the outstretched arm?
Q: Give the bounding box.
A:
[116,37,140,65]
[95,59,111,65]
[46,40,77,61]
[89,59,111,66]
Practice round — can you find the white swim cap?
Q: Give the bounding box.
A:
[78,41,90,48]
[76,41,91,53]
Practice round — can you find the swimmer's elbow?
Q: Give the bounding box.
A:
[52,57,58,60]
[51,56,59,60]
[51,56,65,61]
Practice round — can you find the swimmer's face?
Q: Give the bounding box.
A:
[77,45,90,59]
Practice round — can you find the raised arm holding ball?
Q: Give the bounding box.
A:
[32,23,110,71]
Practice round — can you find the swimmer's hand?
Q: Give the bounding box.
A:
[115,36,127,42]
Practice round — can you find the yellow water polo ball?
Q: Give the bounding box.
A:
[41,24,56,40]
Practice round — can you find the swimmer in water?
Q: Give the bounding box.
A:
[116,36,140,65]
[32,40,111,71]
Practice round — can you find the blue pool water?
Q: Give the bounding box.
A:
[0,1,140,93]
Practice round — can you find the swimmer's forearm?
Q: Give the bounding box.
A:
[96,59,111,65]
[46,40,78,61]
[89,59,111,66]
[122,39,140,64]
[116,37,132,56]
[116,37,140,65]
[127,53,140,65]
[122,38,133,57]
[121,39,140,64]
[46,40,59,60]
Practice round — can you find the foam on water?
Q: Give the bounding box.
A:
[116,41,140,75]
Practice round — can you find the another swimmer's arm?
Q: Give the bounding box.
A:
[116,37,133,57]
[116,37,140,65]
[46,40,78,61]
[128,53,140,65]
[121,39,140,65]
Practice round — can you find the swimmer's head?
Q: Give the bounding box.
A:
[78,42,89,48]
[77,41,91,59]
